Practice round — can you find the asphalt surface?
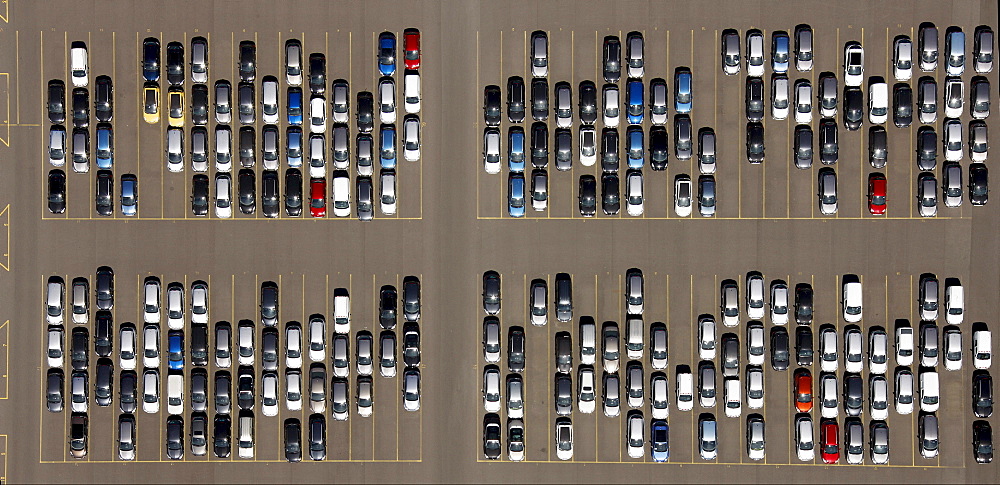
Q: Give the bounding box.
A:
[1,0,998,483]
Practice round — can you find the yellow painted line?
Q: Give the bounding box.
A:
[0,1,9,22]
[0,434,7,480]
[474,216,969,221]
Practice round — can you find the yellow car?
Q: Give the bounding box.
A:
[167,87,185,127]
[143,83,159,124]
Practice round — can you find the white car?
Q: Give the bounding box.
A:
[943,328,962,371]
[844,328,863,373]
[698,316,717,360]
[215,126,233,172]
[166,284,184,330]
[746,322,765,366]
[380,333,397,378]
[603,373,621,417]
[746,31,765,77]
[555,419,573,461]
[945,283,964,325]
[895,368,914,415]
[308,317,325,362]
[261,372,278,416]
[674,176,693,217]
[920,369,940,412]
[285,324,302,369]
[869,329,888,375]
[771,75,789,120]
[402,369,420,412]
[402,116,421,162]
[379,171,397,215]
[944,77,964,119]
[142,369,159,414]
[285,369,302,411]
[626,170,643,216]
[379,78,396,124]
[724,378,741,418]
[676,370,694,411]
[844,42,864,87]
[237,322,254,366]
[403,72,421,114]
[746,274,765,320]
[331,172,351,218]
[483,128,501,174]
[894,37,914,81]
[746,366,764,409]
[974,329,992,369]
[944,119,963,162]
[650,374,669,419]
[47,326,64,368]
[869,375,889,420]
[842,280,863,323]
[190,282,208,324]
[507,376,524,419]
[262,77,279,124]
[793,81,813,124]
[626,413,644,459]
[214,174,233,218]
[357,377,373,417]
[579,126,597,166]
[896,326,914,366]
[868,80,888,124]
[578,367,596,414]
[356,332,373,376]
[747,417,765,461]
[820,373,838,419]
[770,283,789,325]
[309,134,326,178]
[819,327,838,373]
[142,279,161,324]
[603,84,620,127]
[507,419,525,462]
[482,367,501,413]
[142,324,160,369]
[70,44,89,87]
[309,96,327,134]
[795,416,815,462]
[119,324,136,371]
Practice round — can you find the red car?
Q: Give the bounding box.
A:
[868,173,887,215]
[794,369,813,413]
[310,177,326,217]
[820,420,839,464]
[403,28,421,70]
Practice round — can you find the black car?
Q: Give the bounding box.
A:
[916,126,937,171]
[95,311,113,356]
[237,169,256,214]
[508,327,526,373]
[402,277,420,323]
[285,168,303,216]
[530,122,548,168]
[191,83,209,125]
[893,83,913,127]
[190,367,208,412]
[843,373,863,416]
[69,412,88,458]
[793,125,813,169]
[746,77,764,122]
[262,327,279,371]
[46,368,64,413]
[554,128,572,170]
[238,40,256,82]
[71,327,88,370]
[95,357,113,407]
[649,126,668,170]
[603,36,621,83]
[507,76,525,123]
[843,87,863,130]
[869,126,887,169]
[237,366,254,410]
[746,122,764,164]
[973,420,993,464]
[309,53,326,95]
[770,327,790,371]
[309,414,326,461]
[482,271,501,315]
[72,87,89,128]
[48,80,66,124]
[601,128,619,173]
[238,82,255,124]
[94,75,113,122]
[213,415,231,458]
[578,80,598,125]
[402,322,421,367]
[215,370,232,415]
[192,174,209,216]
[579,174,597,217]
[819,119,838,164]
[142,37,160,82]
[969,163,989,206]
[795,326,813,366]
[284,418,302,462]
[973,371,993,418]
[166,41,185,85]
[191,323,209,366]
[260,282,278,327]
[261,170,279,218]
[483,85,501,127]
[356,91,374,133]
[96,266,114,310]
[531,78,548,121]
[601,173,620,215]
[166,415,184,460]
[483,413,502,460]
[119,370,137,413]
[794,283,813,324]
[96,170,114,216]
[378,285,397,329]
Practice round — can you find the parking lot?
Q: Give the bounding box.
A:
[0,0,997,483]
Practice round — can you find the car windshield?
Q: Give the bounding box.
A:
[677,87,692,104]
[848,52,862,74]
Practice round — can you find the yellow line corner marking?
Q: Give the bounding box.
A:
[0,73,10,146]
[0,1,8,23]
[0,204,9,271]
[0,434,6,481]
[0,320,8,399]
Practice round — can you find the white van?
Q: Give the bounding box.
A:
[920,370,939,412]
[675,370,694,411]
[333,293,350,333]
[331,172,351,218]
[579,320,596,365]
[945,283,964,324]
[868,81,888,124]
[896,326,914,366]
[974,329,992,369]
[842,281,863,323]
[70,43,89,87]
[238,413,254,458]
[167,373,184,414]
[404,72,421,114]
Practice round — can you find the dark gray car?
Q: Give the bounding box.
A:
[555,273,573,322]
[260,282,278,327]
[531,122,548,168]
[819,119,838,164]
[555,332,573,374]
[603,36,621,83]
[554,372,572,415]
[602,173,620,215]
[746,77,765,121]
[893,83,913,127]
[844,373,863,416]
[482,271,501,315]
[507,76,525,123]
[554,129,572,170]
[746,122,764,164]
[403,277,421,322]
[675,115,693,160]
[843,87,863,130]
[794,125,813,169]
[869,126,887,169]
[578,81,598,125]
[531,78,548,122]
[601,128,619,173]
[917,126,937,171]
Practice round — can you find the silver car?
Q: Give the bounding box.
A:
[917,173,938,217]
[818,168,838,215]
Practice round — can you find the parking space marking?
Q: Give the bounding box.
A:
[0,0,9,23]
[0,72,11,147]
[0,434,7,481]
[0,320,8,400]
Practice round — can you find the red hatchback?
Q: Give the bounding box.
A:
[310,177,326,217]
[794,369,813,413]
[403,28,421,70]
[820,420,839,464]
[868,173,887,215]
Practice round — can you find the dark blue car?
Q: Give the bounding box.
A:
[168,330,184,370]
[651,420,669,462]
[287,87,303,125]
[627,80,644,124]
[378,32,396,76]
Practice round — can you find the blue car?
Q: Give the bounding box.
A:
[120,174,137,216]
[287,87,303,125]
[378,32,396,76]
[96,123,113,169]
[167,330,184,370]
[626,126,644,169]
[651,420,669,462]
[508,127,525,173]
[286,127,303,167]
[771,31,790,73]
[380,125,396,169]
[675,69,692,114]
[508,173,525,218]
[627,80,644,124]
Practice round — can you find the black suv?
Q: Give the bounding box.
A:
[578,81,598,125]
[191,174,209,216]
[746,122,764,164]
[969,164,989,206]
[238,41,256,82]
[166,41,185,85]
[94,76,113,122]
[507,76,525,123]
[603,36,621,83]
[579,175,597,217]
[483,85,501,127]
[48,80,66,123]
[285,168,303,216]
[48,169,66,213]
[96,170,113,216]
[238,169,256,214]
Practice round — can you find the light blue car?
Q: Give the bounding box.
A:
[508,127,525,173]
[772,32,790,73]
[675,69,692,113]
[380,125,396,169]
[627,80,644,124]
[96,123,113,169]
[120,174,137,217]
[626,127,644,169]
[508,173,525,218]
[286,127,303,167]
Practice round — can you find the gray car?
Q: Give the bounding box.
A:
[555,331,572,374]
[674,115,693,160]
[722,335,739,377]
[794,125,813,169]
[917,172,938,217]
[942,162,963,207]
[554,273,572,323]
[817,168,838,215]
[482,271,501,315]
[917,126,937,170]
[819,119,838,164]
[869,126,888,168]
[554,373,572,416]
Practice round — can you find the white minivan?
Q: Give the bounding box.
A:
[70,42,89,87]
[167,373,184,414]
[331,172,351,218]
[675,370,694,411]
[333,292,351,334]
[842,280,863,323]
[404,72,421,114]
[945,283,964,325]
[868,80,888,124]
[579,320,596,365]
[974,329,992,369]
[920,370,940,412]
[238,413,254,458]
